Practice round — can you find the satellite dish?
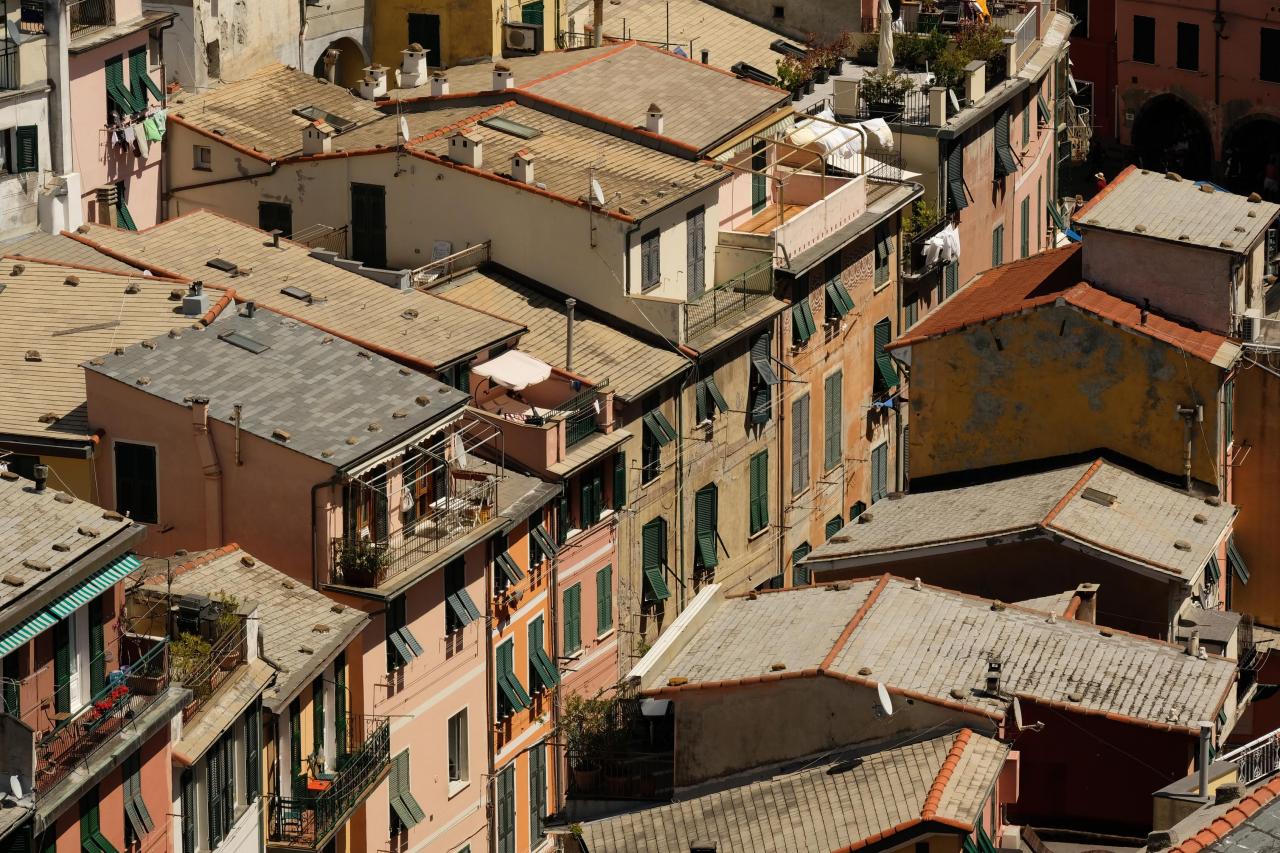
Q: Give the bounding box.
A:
[876,682,894,717]
[1013,697,1023,730]
[9,775,23,799]
[398,115,410,142]
[590,177,605,206]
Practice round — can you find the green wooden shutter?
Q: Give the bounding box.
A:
[903,425,911,484]
[641,519,670,601]
[824,372,842,470]
[792,394,810,495]
[127,48,148,110]
[207,737,223,849]
[948,141,968,213]
[694,484,718,570]
[791,301,816,344]
[246,704,261,800]
[945,261,958,296]
[88,597,105,699]
[1225,379,1235,446]
[1020,196,1031,258]
[612,452,626,510]
[825,515,843,540]
[596,566,613,633]
[874,319,897,392]
[521,0,544,24]
[994,111,1017,177]
[312,678,324,758]
[497,766,515,853]
[751,139,767,213]
[53,619,70,714]
[333,652,347,763]
[563,585,581,653]
[105,56,134,115]
[557,491,570,544]
[791,542,812,586]
[14,126,37,173]
[529,742,546,846]
[289,698,303,793]
[749,451,769,533]
[872,443,889,503]
[874,225,892,286]
[180,772,195,853]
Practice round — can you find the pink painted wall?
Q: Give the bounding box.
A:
[556,519,618,699]
[69,25,164,229]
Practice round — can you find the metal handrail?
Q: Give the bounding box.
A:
[411,242,490,289]
[178,623,246,722]
[1222,727,1280,785]
[0,40,18,91]
[69,0,113,32]
[684,261,775,342]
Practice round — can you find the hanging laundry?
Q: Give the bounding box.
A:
[142,115,162,142]
[152,108,167,137]
[135,127,150,159]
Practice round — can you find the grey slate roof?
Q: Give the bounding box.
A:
[142,546,368,711]
[0,472,136,614]
[578,730,1009,853]
[646,578,1238,728]
[1192,787,1280,853]
[1077,168,1280,252]
[804,460,1235,580]
[84,307,468,469]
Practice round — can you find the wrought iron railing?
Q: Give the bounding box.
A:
[37,638,169,797]
[269,716,391,848]
[684,261,775,343]
[557,31,598,50]
[291,223,348,256]
[411,241,489,289]
[0,40,18,91]
[1222,726,1280,785]
[178,624,246,723]
[331,477,499,587]
[562,387,602,448]
[853,88,936,127]
[566,751,673,801]
[69,0,113,33]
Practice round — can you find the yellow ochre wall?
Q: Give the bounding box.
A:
[372,0,565,69]
[1231,363,1280,626]
[905,305,1224,487]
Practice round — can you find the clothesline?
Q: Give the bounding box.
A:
[107,106,168,161]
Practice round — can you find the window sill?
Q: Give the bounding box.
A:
[595,628,615,643]
[447,779,470,800]
[193,166,212,172]
[748,526,770,542]
[563,648,583,661]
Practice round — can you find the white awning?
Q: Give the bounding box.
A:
[472,349,552,391]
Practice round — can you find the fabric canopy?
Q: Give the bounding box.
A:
[0,551,141,657]
[472,350,553,391]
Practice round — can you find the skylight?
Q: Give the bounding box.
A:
[217,331,270,354]
[292,106,357,134]
[478,117,542,140]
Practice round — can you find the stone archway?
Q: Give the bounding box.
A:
[1224,114,1280,200]
[1131,94,1213,181]
[311,37,367,88]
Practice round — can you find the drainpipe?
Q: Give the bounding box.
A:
[1177,404,1199,492]
[1198,721,1213,798]
[773,315,785,584]
[565,298,576,372]
[485,561,496,853]
[675,372,688,611]
[189,396,224,546]
[547,487,563,817]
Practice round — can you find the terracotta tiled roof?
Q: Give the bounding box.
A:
[890,245,1238,366]
[1167,776,1280,853]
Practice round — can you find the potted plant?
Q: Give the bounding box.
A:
[776,56,804,101]
[336,539,389,586]
[563,693,609,793]
[809,43,831,83]
[212,594,243,670]
[170,632,212,694]
[860,70,915,116]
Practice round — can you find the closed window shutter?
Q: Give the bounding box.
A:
[1020,197,1031,258]
[312,678,324,758]
[612,452,626,510]
[641,519,670,601]
[749,451,769,533]
[289,699,303,791]
[596,566,613,633]
[557,491,570,544]
[246,704,262,801]
[948,142,968,213]
[14,126,37,173]
[53,619,70,714]
[873,319,897,393]
[791,394,809,495]
[994,111,1017,177]
[874,226,891,286]
[825,515,843,540]
[687,207,705,300]
[88,597,105,698]
[871,443,889,502]
[498,766,515,853]
[180,772,195,853]
[824,372,842,470]
[945,261,959,295]
[694,484,718,569]
[529,742,546,845]
[791,542,812,586]
[207,737,223,848]
[903,426,911,483]
[127,48,149,110]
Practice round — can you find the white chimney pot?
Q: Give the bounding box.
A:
[513,152,534,184]
[493,65,515,90]
[400,45,429,88]
[646,104,664,135]
[430,74,449,97]
[448,132,483,168]
[303,121,334,155]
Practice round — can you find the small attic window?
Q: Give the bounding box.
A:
[478,116,541,140]
[292,105,356,133]
[207,258,239,274]
[1080,487,1118,507]
[281,285,312,301]
[217,330,271,354]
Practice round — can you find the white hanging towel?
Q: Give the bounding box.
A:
[450,431,469,468]
[859,117,894,150]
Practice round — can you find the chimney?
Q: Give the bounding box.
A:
[182,280,210,317]
[1003,36,1018,76]
[358,64,389,99]
[512,150,534,184]
[303,120,335,155]
[1187,630,1201,657]
[493,63,515,90]
[928,86,948,125]
[32,464,48,492]
[430,71,449,97]
[963,60,986,104]
[245,300,256,318]
[1198,722,1212,798]
[646,103,664,135]
[565,298,576,372]
[592,0,604,46]
[400,44,429,88]
[985,658,1002,695]
[448,132,483,168]
[1072,582,1099,624]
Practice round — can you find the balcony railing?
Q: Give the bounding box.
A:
[852,88,937,127]
[36,638,169,797]
[268,716,392,849]
[1222,727,1280,786]
[562,387,602,448]
[330,476,500,587]
[177,623,247,723]
[0,41,17,91]
[684,261,775,343]
[69,0,114,33]
[291,223,348,256]
[411,242,490,289]
[566,751,673,801]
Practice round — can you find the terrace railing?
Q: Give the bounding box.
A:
[177,623,247,723]
[69,0,113,33]
[1222,727,1280,786]
[684,261,775,343]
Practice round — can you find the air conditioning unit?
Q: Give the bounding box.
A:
[503,22,542,54]
[1243,308,1263,343]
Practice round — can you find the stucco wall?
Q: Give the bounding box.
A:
[1231,362,1280,625]
[905,303,1225,486]
[1081,227,1240,334]
[0,90,51,240]
[373,0,500,68]
[151,0,301,90]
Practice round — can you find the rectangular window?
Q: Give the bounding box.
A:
[994,110,1017,178]
[312,677,325,762]
[873,318,897,393]
[3,126,38,175]
[596,565,613,634]
[1177,22,1199,71]
[945,261,958,296]
[695,376,729,423]
[791,542,811,586]
[122,750,154,846]
[193,145,211,171]
[562,584,582,654]
[53,618,71,714]
[244,704,261,802]
[1264,29,1280,83]
[81,788,116,853]
[749,450,769,534]
[528,615,559,691]
[445,559,480,633]
[180,771,195,853]
[823,372,842,471]
[386,596,422,672]
[791,300,817,345]
[1020,197,1031,259]
[825,515,844,540]
[1133,15,1155,64]
[874,225,892,287]
[114,441,157,524]
[791,393,810,495]
[749,330,780,424]
[529,742,547,847]
[492,532,525,595]
[641,517,671,605]
[1022,96,1030,146]
[947,141,968,213]
[105,54,133,119]
[640,230,661,290]
[496,765,515,853]
[641,406,676,482]
[530,512,557,570]
[258,200,292,237]
[448,710,468,785]
[992,224,1004,267]
[686,207,705,300]
[871,442,889,503]
[1069,0,1088,37]
[389,751,425,833]
[579,466,603,529]
[693,484,719,580]
[904,292,918,328]
[495,640,530,718]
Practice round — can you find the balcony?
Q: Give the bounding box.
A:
[268,716,391,850]
[36,637,173,796]
[175,621,248,723]
[566,751,673,801]
[69,0,114,34]
[0,40,16,91]
[683,261,777,348]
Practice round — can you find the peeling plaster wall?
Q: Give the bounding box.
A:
[149,0,302,90]
[906,304,1224,485]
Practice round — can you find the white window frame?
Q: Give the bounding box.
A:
[193,145,212,171]
[447,707,469,795]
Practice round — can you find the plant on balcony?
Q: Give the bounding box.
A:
[170,632,211,690]
[855,37,878,67]
[955,19,1008,63]
[212,593,243,669]
[861,70,915,113]
[902,199,941,241]
[335,540,389,586]
[931,43,969,92]
[777,56,804,99]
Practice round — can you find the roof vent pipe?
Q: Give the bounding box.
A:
[592,0,604,47]
[32,464,48,492]
[1187,629,1200,657]
[245,301,256,318]
[1198,721,1212,798]
[701,48,710,64]
[565,297,577,372]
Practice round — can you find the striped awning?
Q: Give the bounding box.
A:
[0,552,141,657]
